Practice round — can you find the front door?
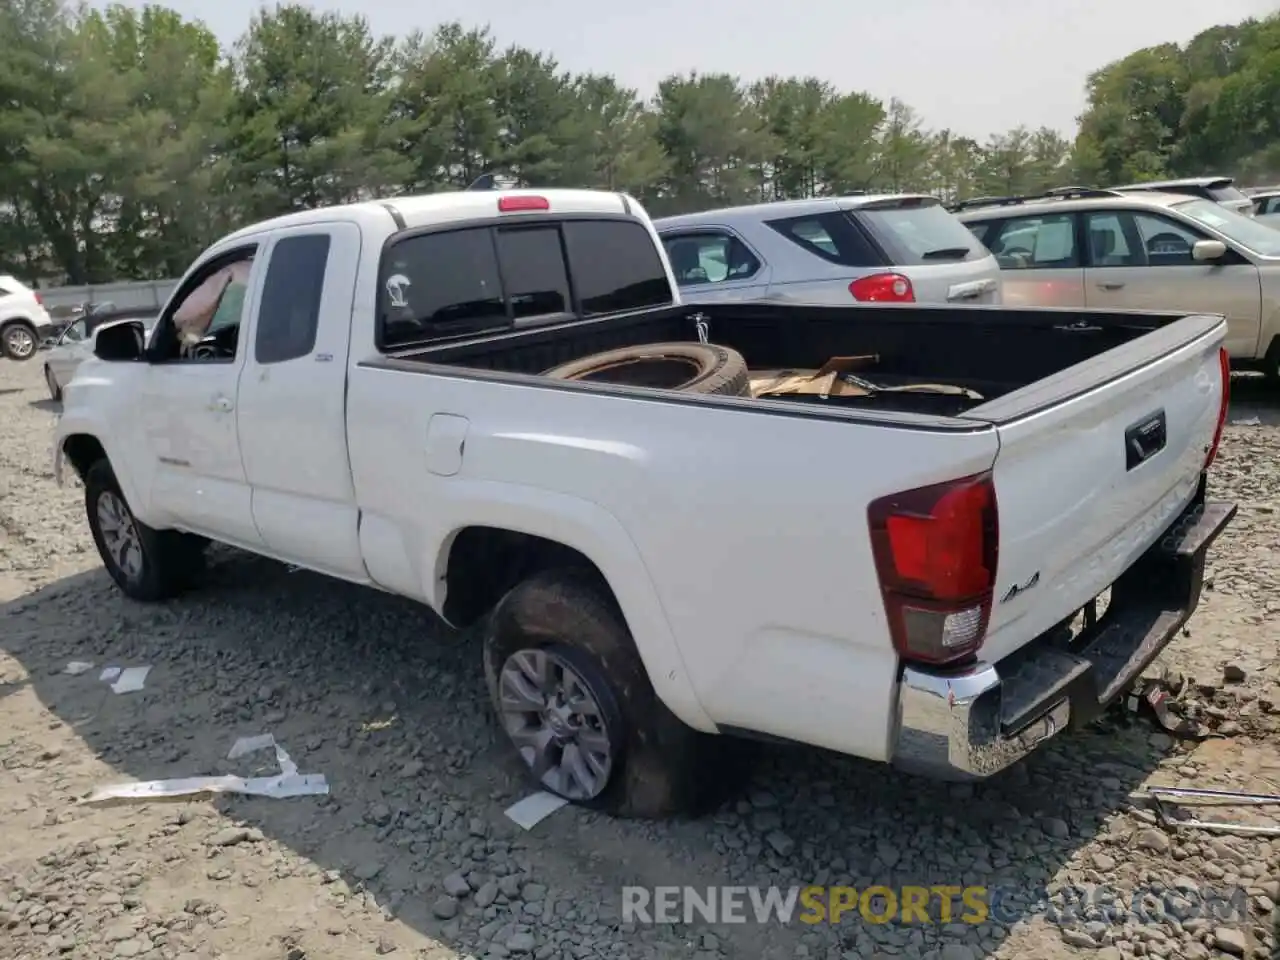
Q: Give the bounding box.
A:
[1082,209,1262,358]
[136,244,264,546]
[659,230,770,302]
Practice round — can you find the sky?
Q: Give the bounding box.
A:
[124,0,1278,141]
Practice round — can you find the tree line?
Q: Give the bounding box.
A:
[1,0,1277,285]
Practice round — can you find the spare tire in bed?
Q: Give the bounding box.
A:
[543,342,751,397]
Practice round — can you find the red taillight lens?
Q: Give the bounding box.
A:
[1204,346,1230,469]
[868,472,999,665]
[498,195,549,212]
[33,292,42,305]
[850,272,915,303]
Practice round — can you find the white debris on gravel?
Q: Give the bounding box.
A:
[1,358,1279,960]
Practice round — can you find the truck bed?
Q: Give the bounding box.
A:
[381,301,1222,422]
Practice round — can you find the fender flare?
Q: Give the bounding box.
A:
[423,480,718,734]
[53,420,149,524]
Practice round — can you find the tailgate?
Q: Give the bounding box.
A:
[972,315,1226,662]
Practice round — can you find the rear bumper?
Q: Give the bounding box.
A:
[890,491,1236,781]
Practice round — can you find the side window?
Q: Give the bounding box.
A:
[964,222,992,245]
[1132,213,1203,266]
[1083,212,1142,268]
[494,227,571,320]
[988,214,1079,269]
[380,228,508,349]
[764,212,879,267]
[662,233,761,286]
[1263,198,1280,215]
[154,248,257,362]
[60,320,88,344]
[255,234,332,364]
[561,220,673,316]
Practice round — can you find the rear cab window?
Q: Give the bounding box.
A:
[378,217,673,350]
[852,201,990,265]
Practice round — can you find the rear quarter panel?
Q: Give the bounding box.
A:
[346,366,1001,760]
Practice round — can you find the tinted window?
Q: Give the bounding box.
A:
[562,220,672,316]
[765,212,879,267]
[1083,212,1142,267]
[1132,213,1203,266]
[855,203,987,265]
[256,234,332,364]
[964,222,992,244]
[381,228,507,348]
[494,227,570,320]
[987,214,1079,269]
[62,320,88,343]
[662,233,761,286]
[1209,184,1249,204]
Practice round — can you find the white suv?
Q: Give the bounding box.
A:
[0,275,55,361]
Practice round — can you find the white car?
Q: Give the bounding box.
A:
[53,188,1234,817]
[0,274,55,361]
[44,310,157,401]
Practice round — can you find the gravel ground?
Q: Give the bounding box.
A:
[2,356,1279,960]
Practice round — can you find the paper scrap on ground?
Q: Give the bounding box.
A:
[64,661,94,676]
[504,791,568,830]
[109,665,151,694]
[82,732,328,804]
[1233,416,1261,426]
[99,666,121,683]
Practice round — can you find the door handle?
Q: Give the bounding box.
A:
[208,395,234,413]
[1097,282,1126,291]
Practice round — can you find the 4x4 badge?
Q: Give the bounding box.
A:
[1001,571,1040,603]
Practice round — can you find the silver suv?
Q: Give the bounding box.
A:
[954,188,1280,380]
[654,195,1002,306]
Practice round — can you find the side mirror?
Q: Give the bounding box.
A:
[1192,239,1227,262]
[94,320,147,362]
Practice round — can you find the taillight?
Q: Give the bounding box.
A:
[33,292,42,305]
[868,472,999,666]
[850,272,915,302]
[498,195,549,212]
[1204,346,1230,469]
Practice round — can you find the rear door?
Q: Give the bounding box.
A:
[236,222,368,581]
[975,315,1226,663]
[1083,209,1262,358]
[976,212,1085,307]
[658,229,771,302]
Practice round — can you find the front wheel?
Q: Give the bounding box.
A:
[84,460,206,601]
[482,569,754,818]
[1,322,38,361]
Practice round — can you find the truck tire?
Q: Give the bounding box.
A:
[483,569,752,818]
[1,320,39,361]
[84,460,206,601]
[543,342,750,398]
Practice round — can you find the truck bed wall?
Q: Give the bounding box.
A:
[405,302,1185,402]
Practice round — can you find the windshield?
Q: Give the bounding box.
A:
[1174,198,1280,257]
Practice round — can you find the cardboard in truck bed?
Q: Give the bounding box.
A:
[749,355,983,401]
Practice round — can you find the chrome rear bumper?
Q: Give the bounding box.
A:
[890,496,1236,781]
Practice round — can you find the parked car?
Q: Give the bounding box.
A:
[955,188,1280,380]
[1250,189,1280,217]
[0,274,56,361]
[1111,176,1255,217]
[44,307,158,400]
[654,195,1002,306]
[54,187,1234,817]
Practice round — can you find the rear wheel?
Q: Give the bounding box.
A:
[483,569,754,818]
[1,321,38,361]
[84,460,207,601]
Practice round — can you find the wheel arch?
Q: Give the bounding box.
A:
[422,488,717,733]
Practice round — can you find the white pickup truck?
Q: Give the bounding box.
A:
[54,188,1236,818]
